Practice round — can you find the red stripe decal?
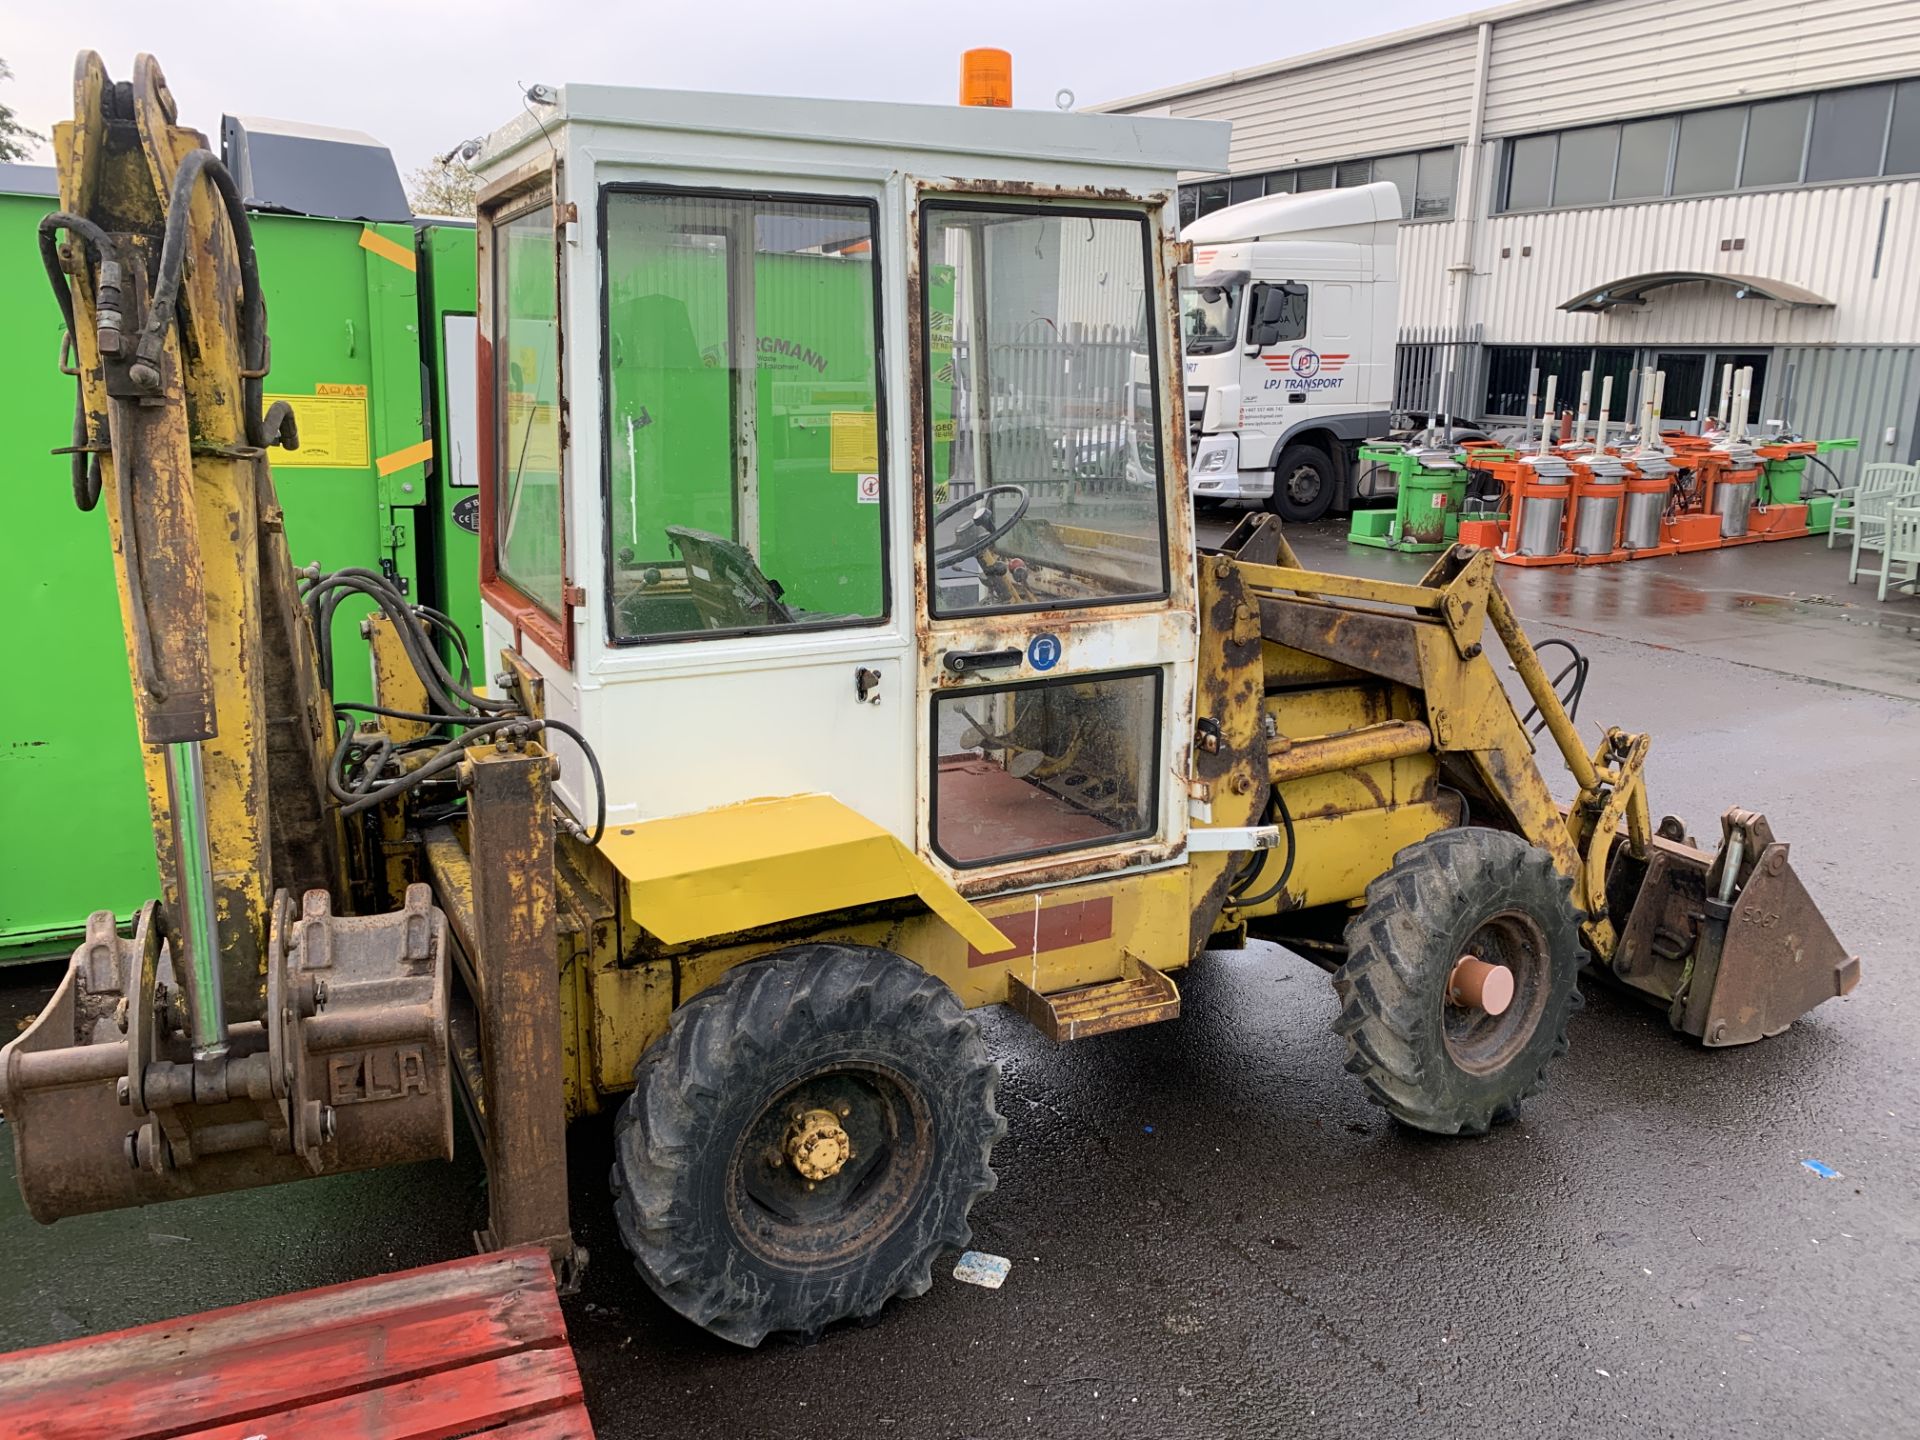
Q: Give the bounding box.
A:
[968,896,1115,967]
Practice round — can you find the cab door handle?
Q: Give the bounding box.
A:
[943,648,1022,676]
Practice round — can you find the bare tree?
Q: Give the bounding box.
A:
[406,160,481,218]
[1,59,45,163]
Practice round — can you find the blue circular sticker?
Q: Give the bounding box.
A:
[1027,633,1062,671]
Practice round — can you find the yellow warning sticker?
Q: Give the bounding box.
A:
[504,396,563,474]
[265,390,371,469]
[934,419,956,444]
[829,410,879,473]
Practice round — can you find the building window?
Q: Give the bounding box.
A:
[1481,345,1638,421]
[1414,149,1456,218]
[1806,84,1894,182]
[1497,75,1920,212]
[1178,146,1458,228]
[1371,153,1416,211]
[1614,118,1673,199]
[1741,97,1811,188]
[1672,107,1744,196]
[1888,80,1920,176]
[1552,125,1617,208]
[1503,135,1555,211]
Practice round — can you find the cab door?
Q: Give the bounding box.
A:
[912,194,1195,892]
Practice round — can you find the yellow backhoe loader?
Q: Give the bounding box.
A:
[2,52,1857,1349]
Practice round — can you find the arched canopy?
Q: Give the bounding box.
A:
[1561,271,1833,313]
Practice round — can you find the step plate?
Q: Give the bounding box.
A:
[1006,955,1181,1042]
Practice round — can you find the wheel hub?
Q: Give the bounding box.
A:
[1448,955,1516,1016]
[785,1107,853,1181]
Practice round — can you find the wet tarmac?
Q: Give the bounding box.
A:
[3,521,1917,1438]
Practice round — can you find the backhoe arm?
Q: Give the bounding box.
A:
[42,51,340,1036]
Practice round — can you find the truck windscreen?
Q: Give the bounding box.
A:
[1180,285,1241,356]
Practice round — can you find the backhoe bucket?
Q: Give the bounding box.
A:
[1604,809,1859,1045]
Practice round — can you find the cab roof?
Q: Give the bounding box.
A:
[1182,181,1400,244]
[478,83,1230,181]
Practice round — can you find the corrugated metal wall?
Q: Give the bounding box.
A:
[1110,0,1920,451]
[1397,217,1469,330]
[1109,0,1920,154]
[1483,0,1920,134]
[1128,28,1483,174]
[1469,179,1920,345]
[1773,346,1920,482]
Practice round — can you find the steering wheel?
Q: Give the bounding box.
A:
[933,484,1030,567]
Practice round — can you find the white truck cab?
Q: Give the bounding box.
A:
[1180,182,1399,520]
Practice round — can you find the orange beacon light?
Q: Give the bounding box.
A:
[960,49,1013,108]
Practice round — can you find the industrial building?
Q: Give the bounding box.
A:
[1098,0,1920,477]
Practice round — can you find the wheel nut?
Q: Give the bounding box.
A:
[1448,956,1515,1016]
[785,1107,852,1181]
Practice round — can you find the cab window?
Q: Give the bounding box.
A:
[1246,282,1308,347]
[931,670,1161,867]
[922,203,1169,619]
[602,188,887,642]
[493,202,565,616]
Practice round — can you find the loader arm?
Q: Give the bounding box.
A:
[1203,516,1858,1044]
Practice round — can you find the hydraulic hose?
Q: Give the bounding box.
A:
[1227,789,1297,911]
[36,212,114,510]
[133,150,272,447]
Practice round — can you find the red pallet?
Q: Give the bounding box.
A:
[0,1246,593,1440]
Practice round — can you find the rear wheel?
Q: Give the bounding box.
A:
[1333,828,1582,1135]
[611,945,1004,1346]
[1266,442,1336,522]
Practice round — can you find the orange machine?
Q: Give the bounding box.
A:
[1458,365,1817,566]
[1662,367,1810,548]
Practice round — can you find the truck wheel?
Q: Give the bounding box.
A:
[1332,829,1582,1135]
[1266,442,1335,522]
[610,944,1005,1346]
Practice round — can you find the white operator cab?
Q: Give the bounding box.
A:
[470,87,1230,901]
[1179,182,1400,521]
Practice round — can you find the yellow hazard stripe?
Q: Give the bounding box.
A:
[358,228,417,272]
[376,439,435,476]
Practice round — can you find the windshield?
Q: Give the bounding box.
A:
[922,204,1169,619]
[1180,285,1241,356]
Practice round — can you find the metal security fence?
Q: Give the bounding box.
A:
[947,322,1152,512]
[1394,326,1482,424]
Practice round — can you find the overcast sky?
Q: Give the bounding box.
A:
[5,1,1466,175]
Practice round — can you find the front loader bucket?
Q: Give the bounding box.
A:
[1604,809,1860,1045]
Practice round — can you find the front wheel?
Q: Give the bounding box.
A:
[1333,828,1583,1135]
[1266,442,1336,523]
[611,945,1005,1346]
